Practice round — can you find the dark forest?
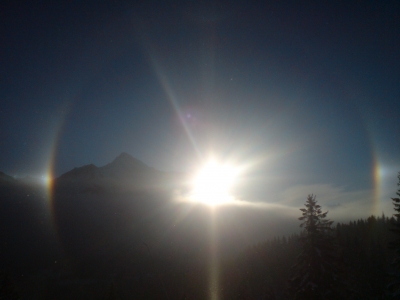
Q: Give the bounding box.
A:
[0,165,399,299]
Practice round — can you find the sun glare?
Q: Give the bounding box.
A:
[191,159,239,205]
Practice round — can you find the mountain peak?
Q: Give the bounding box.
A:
[99,153,154,180]
[56,153,158,185]
[111,152,149,169]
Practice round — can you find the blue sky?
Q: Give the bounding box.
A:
[1,0,399,218]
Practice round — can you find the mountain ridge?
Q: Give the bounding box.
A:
[99,152,156,180]
[0,152,186,191]
[56,152,157,182]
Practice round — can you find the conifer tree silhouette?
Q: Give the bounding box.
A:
[290,195,339,300]
[389,172,400,297]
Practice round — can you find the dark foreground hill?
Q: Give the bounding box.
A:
[0,153,297,299]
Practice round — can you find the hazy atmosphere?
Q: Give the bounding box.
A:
[1,1,400,299]
[2,1,399,221]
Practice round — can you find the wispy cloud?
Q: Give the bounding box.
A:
[242,184,393,221]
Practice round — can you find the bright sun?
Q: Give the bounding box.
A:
[190,159,239,205]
